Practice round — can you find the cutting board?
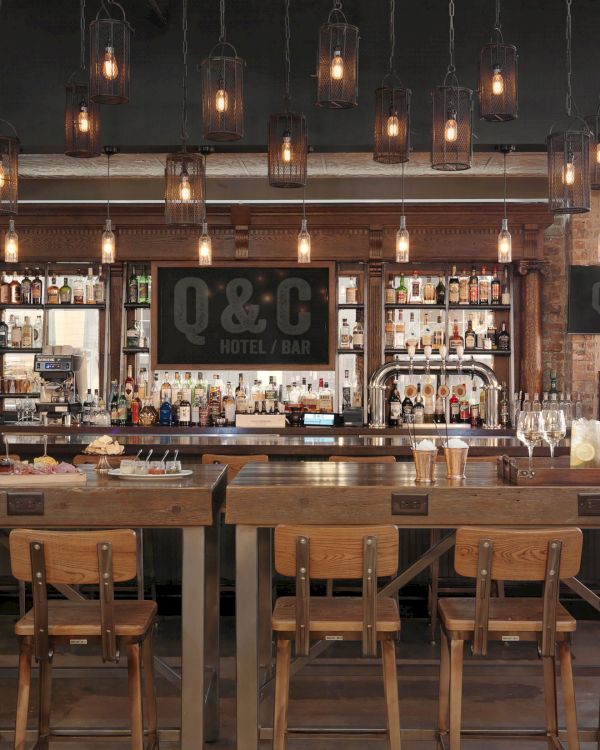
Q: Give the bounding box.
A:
[0,471,87,487]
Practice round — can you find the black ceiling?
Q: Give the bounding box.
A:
[2,0,600,154]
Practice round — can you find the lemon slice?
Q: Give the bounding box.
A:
[573,442,595,464]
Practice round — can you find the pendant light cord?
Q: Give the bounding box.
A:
[283,0,291,110]
[202,154,208,224]
[106,153,111,221]
[503,150,507,220]
[219,0,226,43]
[494,0,501,33]
[181,0,189,149]
[80,0,86,70]
[302,184,306,221]
[447,0,455,74]
[388,0,395,75]
[565,0,573,117]
[401,161,405,217]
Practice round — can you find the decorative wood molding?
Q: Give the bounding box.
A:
[369,226,384,260]
[517,259,550,277]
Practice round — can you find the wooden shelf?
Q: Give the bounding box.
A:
[124,302,151,309]
[0,303,44,309]
[384,303,446,310]
[123,347,149,354]
[448,304,511,311]
[337,348,364,355]
[0,392,40,398]
[45,303,106,310]
[0,348,43,354]
[337,304,364,310]
[385,348,511,356]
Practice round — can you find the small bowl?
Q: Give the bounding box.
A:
[134,461,150,475]
[148,460,166,475]
[166,460,182,475]
[119,459,137,475]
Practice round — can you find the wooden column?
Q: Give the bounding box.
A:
[367,226,384,382]
[109,264,124,386]
[231,205,250,259]
[518,259,546,396]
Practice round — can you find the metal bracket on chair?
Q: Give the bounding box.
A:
[472,538,492,657]
[295,536,310,657]
[97,541,119,663]
[541,540,562,658]
[29,540,52,662]
[362,536,377,658]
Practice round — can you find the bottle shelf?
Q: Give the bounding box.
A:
[123,347,150,354]
[0,392,40,398]
[384,303,446,310]
[124,302,151,309]
[0,348,43,354]
[45,303,106,310]
[448,304,511,312]
[337,303,364,310]
[385,348,511,356]
[0,303,45,309]
[337,347,364,355]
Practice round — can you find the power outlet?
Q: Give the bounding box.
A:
[7,492,44,516]
[578,494,600,517]
[391,493,428,516]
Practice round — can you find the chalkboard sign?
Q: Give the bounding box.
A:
[152,263,335,368]
[568,265,600,334]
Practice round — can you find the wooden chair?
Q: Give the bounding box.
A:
[272,524,401,750]
[201,453,269,481]
[10,528,158,750]
[438,526,583,750]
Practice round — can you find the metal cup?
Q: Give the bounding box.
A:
[444,446,469,479]
[412,449,438,483]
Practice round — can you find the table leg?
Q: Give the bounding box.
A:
[236,525,260,750]
[204,515,221,742]
[182,527,205,750]
[258,528,274,683]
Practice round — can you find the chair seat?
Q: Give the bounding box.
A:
[15,600,157,638]
[272,596,400,633]
[439,597,576,633]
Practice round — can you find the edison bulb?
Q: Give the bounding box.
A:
[331,49,344,80]
[395,215,409,263]
[563,159,575,186]
[77,103,90,133]
[497,218,512,264]
[102,45,119,80]
[492,65,505,96]
[386,109,400,137]
[595,142,600,165]
[281,133,292,163]
[0,163,6,189]
[198,223,212,266]
[4,219,18,263]
[444,117,458,143]
[179,172,192,202]
[101,218,116,264]
[297,219,311,263]
[215,80,228,113]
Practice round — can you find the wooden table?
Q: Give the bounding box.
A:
[227,461,600,750]
[0,464,227,750]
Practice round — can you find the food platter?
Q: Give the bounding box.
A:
[107,469,193,481]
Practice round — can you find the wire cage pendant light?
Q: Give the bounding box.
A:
[268,0,307,188]
[165,0,205,226]
[374,0,411,164]
[497,146,512,263]
[201,0,244,142]
[478,0,518,122]
[396,163,409,262]
[4,218,18,263]
[0,120,19,217]
[431,0,473,171]
[316,0,359,109]
[298,188,311,263]
[66,0,101,157]
[89,0,132,105]
[584,108,600,190]
[547,0,591,214]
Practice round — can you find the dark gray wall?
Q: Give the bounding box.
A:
[1,0,599,153]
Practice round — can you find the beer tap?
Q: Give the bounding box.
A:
[456,344,464,376]
[424,345,432,375]
[439,344,447,378]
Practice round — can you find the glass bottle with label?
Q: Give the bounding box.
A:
[181,372,193,403]
[436,275,446,305]
[128,266,138,304]
[235,373,248,413]
[303,383,317,412]
[433,314,444,349]
[352,320,364,349]
[421,313,433,348]
[159,393,172,426]
[118,386,128,425]
[449,387,460,422]
[160,372,172,403]
[11,316,21,348]
[497,321,510,351]
[265,376,278,413]
[388,377,401,427]
[402,389,414,423]
[478,265,490,305]
[47,275,59,305]
[405,313,419,350]
[490,265,501,305]
[59,277,72,304]
[339,318,352,348]
[73,269,84,304]
[124,365,135,401]
[423,277,436,304]
[501,266,510,305]
[396,274,408,304]
[351,370,362,408]
[209,374,223,423]
[94,269,105,304]
[138,266,149,304]
[499,382,510,427]
[0,273,9,304]
[194,372,206,402]
[21,316,33,348]
[449,320,463,349]
[468,266,479,305]
[384,311,395,349]
[0,313,8,348]
[318,381,334,412]
[409,271,422,303]
[343,370,353,411]
[448,266,460,304]
[394,311,405,349]
[21,269,31,305]
[178,390,191,426]
[469,383,480,427]
[385,278,396,304]
[345,277,357,304]
[86,268,95,304]
[31,269,43,304]
[458,269,469,305]
[464,318,476,349]
[9,272,21,304]
[413,384,425,424]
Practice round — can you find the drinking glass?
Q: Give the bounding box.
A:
[516,411,544,473]
[541,409,567,466]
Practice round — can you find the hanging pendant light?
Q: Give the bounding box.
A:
[89,0,132,105]
[66,0,101,158]
[4,219,18,263]
[297,188,311,263]
[201,0,244,141]
[396,163,409,262]
[101,148,116,263]
[268,0,307,188]
[431,0,473,171]
[316,0,359,108]
[198,157,212,265]
[478,0,518,122]
[585,106,600,190]
[0,120,19,216]
[497,145,513,263]
[547,0,591,214]
[165,0,205,226]
[373,0,411,164]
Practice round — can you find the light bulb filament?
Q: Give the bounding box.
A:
[179,172,192,202]
[331,49,344,80]
[77,102,90,133]
[102,44,119,80]
[386,108,400,137]
[215,81,228,113]
[563,158,576,186]
[444,112,458,143]
[492,65,505,96]
[281,133,292,163]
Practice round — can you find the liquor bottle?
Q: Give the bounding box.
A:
[436,275,446,305]
[318,381,334,412]
[497,321,510,351]
[209,374,223,423]
[198,394,210,426]
[21,269,31,305]
[253,379,265,413]
[21,316,33,348]
[478,265,490,305]
[385,278,396,304]
[343,370,353,411]
[480,385,486,423]
[194,372,207,402]
[548,370,559,403]
[413,384,425,424]
[458,388,470,422]
[499,382,510,427]
[423,378,435,423]
[172,372,182,401]
[434,388,445,423]
[47,275,59,305]
[298,377,307,409]
[31,269,43,304]
[449,319,463,349]
[458,269,469,305]
[574,391,583,419]
[396,274,408,304]
[448,266,460,304]
[110,387,119,425]
[409,271,422,303]
[542,391,549,410]
[159,394,172,426]
[351,370,362,408]
[235,373,248,413]
[490,265,501,305]
[464,318,476,349]
[117,386,128,425]
[138,266,149,304]
[306,384,318,413]
[179,389,192,426]
[11,315,21,348]
[131,388,142,426]
[469,383,480,427]
[433,314,444,349]
[150,373,160,410]
[339,318,352,348]
[9,272,21,304]
[388,377,401,427]
[124,365,135,401]
[486,323,497,350]
[384,311,395,349]
[421,313,433,348]
[265,376,278,413]
[532,392,542,412]
[222,382,236,425]
[423,277,436,304]
[352,320,364,349]
[191,391,201,425]
[86,267,95,304]
[0,313,8,348]
[128,266,138,304]
[405,313,419,350]
[73,269,84,304]
[501,266,510,305]
[138,368,148,400]
[345,277,358,304]
[402,389,414,423]
[394,311,405,349]
[0,273,9,304]
[59,277,72,305]
[468,266,479,305]
[94,269,105,304]
[449,387,460,423]
[160,371,172,403]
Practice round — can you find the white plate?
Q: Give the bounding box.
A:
[107,469,193,480]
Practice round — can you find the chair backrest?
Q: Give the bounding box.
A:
[201,453,268,481]
[455,526,583,657]
[328,455,396,463]
[72,454,121,468]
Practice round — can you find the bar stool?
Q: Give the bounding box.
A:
[438,526,582,750]
[201,452,269,481]
[10,528,158,750]
[272,524,401,750]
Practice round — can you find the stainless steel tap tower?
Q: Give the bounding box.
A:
[367,358,501,429]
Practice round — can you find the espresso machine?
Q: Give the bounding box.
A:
[34,354,83,424]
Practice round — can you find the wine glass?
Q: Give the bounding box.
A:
[516,411,544,474]
[541,409,567,466]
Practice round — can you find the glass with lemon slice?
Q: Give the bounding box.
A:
[570,419,600,468]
